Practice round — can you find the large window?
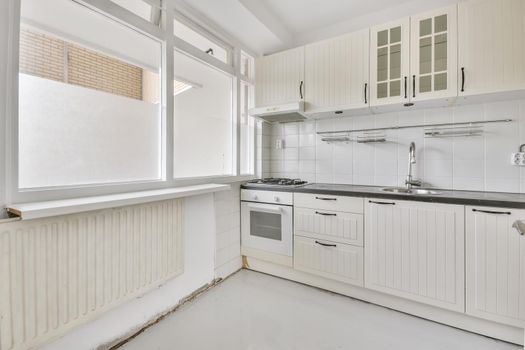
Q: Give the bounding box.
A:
[12,0,255,201]
[173,50,234,178]
[19,0,162,189]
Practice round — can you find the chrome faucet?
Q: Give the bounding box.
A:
[405,142,422,189]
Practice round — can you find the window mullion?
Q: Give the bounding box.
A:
[164,0,175,184]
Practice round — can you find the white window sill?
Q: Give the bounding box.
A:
[6,184,231,220]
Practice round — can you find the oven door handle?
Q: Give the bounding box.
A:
[246,203,282,215]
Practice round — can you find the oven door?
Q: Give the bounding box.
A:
[241,201,293,257]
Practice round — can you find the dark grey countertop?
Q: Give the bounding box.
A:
[241,183,525,209]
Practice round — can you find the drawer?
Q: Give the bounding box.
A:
[294,193,363,214]
[241,189,293,205]
[294,207,363,246]
[294,236,364,286]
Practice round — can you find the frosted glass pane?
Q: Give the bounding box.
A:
[389,44,401,79]
[420,75,432,93]
[390,27,401,44]
[377,47,388,82]
[377,30,388,46]
[435,14,447,33]
[173,50,233,178]
[19,74,161,188]
[390,80,401,97]
[420,37,432,75]
[377,82,388,99]
[434,33,447,72]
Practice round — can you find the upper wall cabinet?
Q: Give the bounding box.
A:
[254,47,304,108]
[370,18,410,107]
[304,28,370,117]
[410,6,457,103]
[458,0,525,101]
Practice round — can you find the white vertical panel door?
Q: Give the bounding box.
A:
[458,0,525,97]
[466,206,525,327]
[365,199,465,312]
[254,47,305,108]
[370,18,410,107]
[304,28,370,113]
[410,5,458,103]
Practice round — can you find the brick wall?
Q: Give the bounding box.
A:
[19,28,143,100]
[19,28,65,82]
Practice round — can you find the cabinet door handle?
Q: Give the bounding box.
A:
[513,221,525,236]
[472,208,511,215]
[364,83,368,104]
[315,196,337,201]
[404,76,408,99]
[369,200,396,205]
[299,81,304,99]
[461,67,465,92]
[315,240,337,248]
[412,75,416,98]
[315,211,337,216]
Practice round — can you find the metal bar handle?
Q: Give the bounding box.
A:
[299,81,304,99]
[364,83,368,104]
[472,208,511,215]
[315,211,337,216]
[404,76,408,99]
[315,196,337,201]
[412,75,416,98]
[315,240,337,248]
[369,200,396,205]
[461,67,465,92]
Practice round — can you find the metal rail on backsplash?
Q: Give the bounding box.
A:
[318,118,513,143]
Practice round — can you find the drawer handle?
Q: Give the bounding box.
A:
[513,221,525,236]
[315,240,337,248]
[315,211,337,216]
[472,209,511,215]
[369,200,395,205]
[315,196,337,201]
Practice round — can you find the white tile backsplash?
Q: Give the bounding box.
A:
[263,99,525,193]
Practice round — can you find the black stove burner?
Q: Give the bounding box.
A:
[247,178,308,186]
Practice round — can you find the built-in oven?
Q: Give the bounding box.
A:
[241,189,293,264]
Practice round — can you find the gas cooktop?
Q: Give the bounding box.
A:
[245,178,308,187]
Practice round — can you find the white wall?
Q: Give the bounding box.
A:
[265,99,525,193]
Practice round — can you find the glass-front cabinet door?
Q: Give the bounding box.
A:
[370,18,410,107]
[410,5,457,102]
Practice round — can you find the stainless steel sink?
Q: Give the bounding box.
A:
[381,187,442,195]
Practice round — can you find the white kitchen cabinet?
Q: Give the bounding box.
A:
[370,18,411,107]
[458,0,525,101]
[304,29,370,116]
[365,199,465,312]
[410,5,457,103]
[295,207,363,246]
[254,46,304,108]
[294,235,364,286]
[466,206,525,327]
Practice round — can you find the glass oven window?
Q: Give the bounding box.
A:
[250,211,282,241]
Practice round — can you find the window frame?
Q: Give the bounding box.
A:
[5,0,257,204]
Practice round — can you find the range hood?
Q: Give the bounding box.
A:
[249,101,307,123]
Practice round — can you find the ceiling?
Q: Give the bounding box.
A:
[181,0,462,55]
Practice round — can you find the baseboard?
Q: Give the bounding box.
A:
[215,256,243,279]
[244,257,524,346]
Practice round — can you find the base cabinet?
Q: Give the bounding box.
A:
[466,206,525,327]
[364,199,465,312]
[294,236,364,286]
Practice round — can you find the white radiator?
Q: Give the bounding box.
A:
[0,199,184,350]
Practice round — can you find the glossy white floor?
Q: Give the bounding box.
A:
[120,270,520,350]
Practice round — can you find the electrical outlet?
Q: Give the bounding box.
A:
[275,139,284,150]
[511,152,525,165]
